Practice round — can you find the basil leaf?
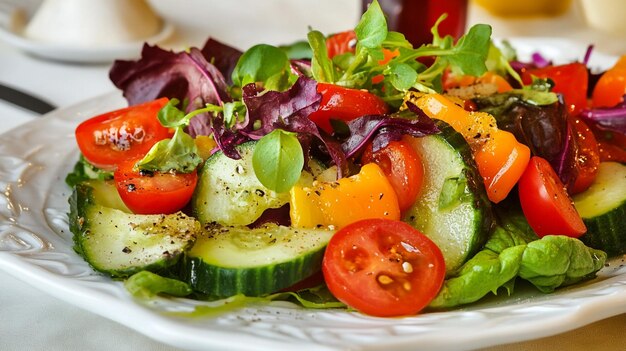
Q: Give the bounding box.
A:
[136,127,202,173]
[231,44,293,90]
[355,0,387,49]
[279,40,313,60]
[222,101,247,127]
[430,14,449,48]
[385,62,418,91]
[252,129,304,193]
[156,99,187,128]
[383,31,412,49]
[308,30,336,83]
[446,24,492,77]
[486,42,522,86]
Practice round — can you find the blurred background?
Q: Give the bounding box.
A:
[3,0,626,57]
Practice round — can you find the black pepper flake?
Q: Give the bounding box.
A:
[122,246,132,253]
[126,183,137,192]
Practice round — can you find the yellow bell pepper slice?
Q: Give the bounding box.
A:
[290,163,400,229]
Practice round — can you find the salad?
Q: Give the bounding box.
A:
[66,0,625,317]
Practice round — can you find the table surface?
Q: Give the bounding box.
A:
[1,1,625,350]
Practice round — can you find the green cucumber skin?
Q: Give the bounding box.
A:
[403,121,493,274]
[581,203,626,257]
[575,162,626,257]
[182,249,324,297]
[181,225,332,297]
[68,182,196,278]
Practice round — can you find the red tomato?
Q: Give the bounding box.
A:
[75,98,171,170]
[518,157,586,238]
[326,30,356,59]
[361,139,424,211]
[569,117,600,195]
[522,63,588,115]
[598,141,626,163]
[114,158,197,215]
[591,55,626,108]
[309,83,388,134]
[322,218,446,317]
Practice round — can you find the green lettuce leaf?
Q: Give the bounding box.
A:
[65,155,113,188]
[429,245,525,309]
[519,236,607,293]
[125,271,193,299]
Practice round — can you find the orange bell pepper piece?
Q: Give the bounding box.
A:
[290,163,401,229]
[591,55,626,108]
[474,129,531,203]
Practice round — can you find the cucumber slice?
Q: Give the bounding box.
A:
[192,141,290,226]
[574,162,626,257]
[182,224,334,297]
[403,121,492,274]
[69,181,198,278]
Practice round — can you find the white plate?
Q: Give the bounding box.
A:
[0,40,625,351]
[0,17,173,63]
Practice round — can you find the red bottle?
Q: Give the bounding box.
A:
[362,0,468,47]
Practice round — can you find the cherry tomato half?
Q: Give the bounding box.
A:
[361,139,424,211]
[114,158,198,215]
[598,141,626,163]
[326,30,356,59]
[309,83,388,134]
[518,156,586,238]
[569,116,600,195]
[522,62,589,116]
[75,98,171,170]
[322,218,446,317]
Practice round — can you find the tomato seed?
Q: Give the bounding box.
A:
[377,274,394,285]
[402,261,413,273]
[403,282,411,291]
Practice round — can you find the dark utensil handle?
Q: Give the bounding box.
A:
[0,83,56,114]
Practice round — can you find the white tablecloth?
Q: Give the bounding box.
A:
[0,1,625,350]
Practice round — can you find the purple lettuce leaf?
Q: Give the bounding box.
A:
[531,52,551,68]
[200,38,243,86]
[580,96,626,135]
[109,44,231,137]
[341,102,440,159]
[583,45,594,66]
[241,76,321,138]
[509,52,552,76]
[290,59,313,77]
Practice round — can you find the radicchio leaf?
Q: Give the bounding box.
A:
[290,59,313,77]
[200,38,243,86]
[109,44,231,137]
[531,52,551,68]
[580,97,626,135]
[341,102,439,158]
